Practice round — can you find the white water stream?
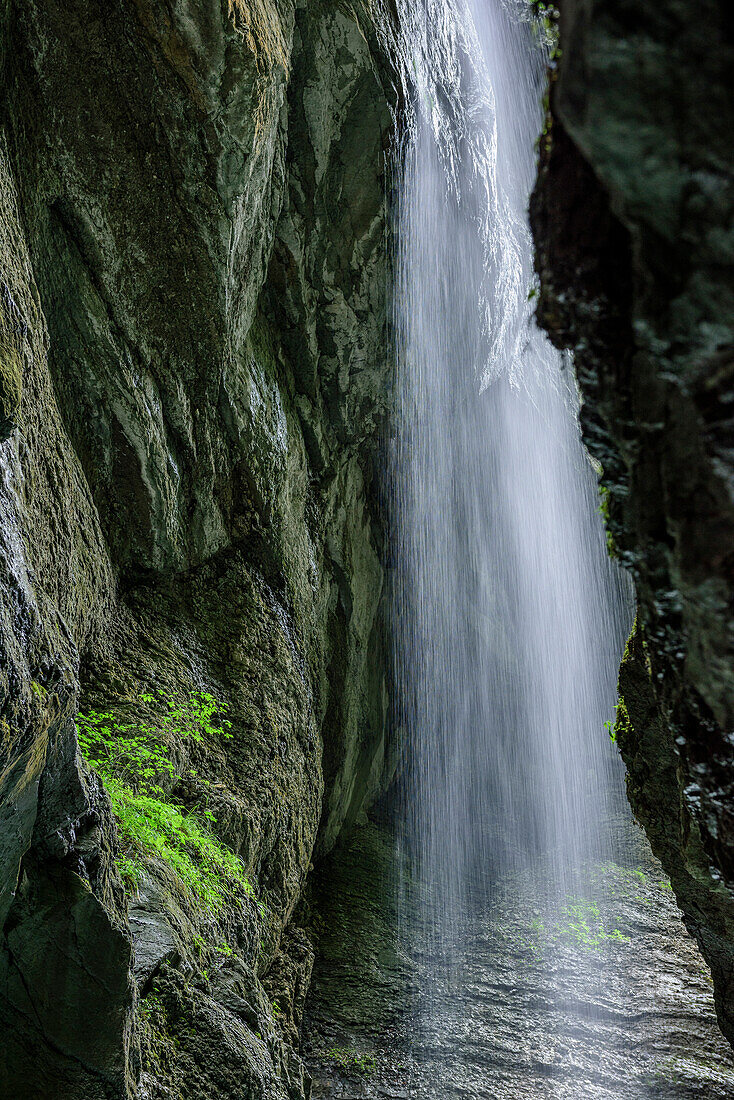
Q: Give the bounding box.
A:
[303,6,734,1095]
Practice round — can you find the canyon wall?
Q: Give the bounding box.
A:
[531,0,734,1044]
[1,0,733,1096]
[0,1,395,1095]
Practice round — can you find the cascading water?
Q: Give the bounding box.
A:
[304,3,734,1093]
[389,0,635,1081]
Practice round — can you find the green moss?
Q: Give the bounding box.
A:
[645,1055,734,1090]
[529,0,561,61]
[0,316,24,437]
[597,483,618,559]
[324,1047,378,1077]
[77,690,257,914]
[604,694,631,744]
[138,989,180,1085]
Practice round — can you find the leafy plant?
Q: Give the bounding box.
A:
[597,483,618,559]
[325,1047,378,1077]
[77,690,232,796]
[604,696,631,744]
[77,689,255,914]
[558,899,630,949]
[526,898,630,952]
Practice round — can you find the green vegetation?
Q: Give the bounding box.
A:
[524,897,630,953]
[138,988,180,1082]
[644,1055,734,1090]
[499,859,691,964]
[594,860,677,903]
[557,898,631,949]
[597,483,618,559]
[604,695,632,744]
[325,1047,378,1077]
[529,0,560,55]
[529,0,561,156]
[77,690,255,913]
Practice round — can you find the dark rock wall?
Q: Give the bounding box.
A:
[2,0,734,1094]
[531,0,734,1044]
[0,1,394,1096]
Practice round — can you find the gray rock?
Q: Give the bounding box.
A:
[303,822,734,1099]
[129,882,180,990]
[530,0,734,1046]
[0,0,395,1095]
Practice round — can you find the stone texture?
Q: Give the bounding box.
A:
[3,0,733,1093]
[302,820,734,1098]
[0,0,395,1095]
[530,0,734,1047]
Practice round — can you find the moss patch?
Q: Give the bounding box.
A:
[77,690,257,915]
[323,1047,378,1077]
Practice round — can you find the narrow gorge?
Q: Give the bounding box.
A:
[0,1,732,1099]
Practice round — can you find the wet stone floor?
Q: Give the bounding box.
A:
[302,824,734,1100]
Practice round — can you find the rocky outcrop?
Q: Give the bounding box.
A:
[0,1,394,1096]
[531,0,734,1045]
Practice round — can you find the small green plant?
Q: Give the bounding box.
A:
[558,899,630,949]
[138,990,178,1078]
[529,0,561,61]
[604,695,631,745]
[325,1047,378,1077]
[522,893,631,953]
[77,689,255,914]
[138,992,168,1031]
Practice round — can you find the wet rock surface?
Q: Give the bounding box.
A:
[0,0,394,1094]
[303,823,734,1099]
[530,0,734,1046]
[1,0,733,1094]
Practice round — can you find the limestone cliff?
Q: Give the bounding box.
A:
[531,0,734,1045]
[0,1,394,1096]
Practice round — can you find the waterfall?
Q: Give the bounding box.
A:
[388,0,635,1052]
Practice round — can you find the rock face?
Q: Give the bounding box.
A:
[531,0,734,1046]
[2,0,734,1094]
[0,1,394,1096]
[302,821,734,1098]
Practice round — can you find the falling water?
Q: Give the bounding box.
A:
[300,3,734,1092]
[388,0,634,1051]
